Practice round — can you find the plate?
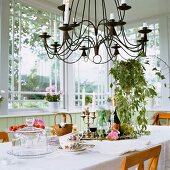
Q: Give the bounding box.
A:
[57,143,95,154]
[58,148,87,155]
[7,148,55,159]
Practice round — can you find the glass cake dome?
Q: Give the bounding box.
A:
[8,117,54,158]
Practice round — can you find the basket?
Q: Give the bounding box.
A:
[51,113,73,136]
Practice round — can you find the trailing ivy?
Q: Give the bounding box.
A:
[110,59,157,133]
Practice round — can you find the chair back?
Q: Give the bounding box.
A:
[0,132,9,143]
[152,112,170,125]
[120,145,161,170]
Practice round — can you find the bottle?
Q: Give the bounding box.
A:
[113,108,120,125]
[112,96,120,131]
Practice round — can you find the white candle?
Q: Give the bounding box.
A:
[64,1,69,24]
[73,17,76,23]
[143,22,148,28]
[63,0,66,4]
[110,13,114,20]
[54,20,57,42]
[42,26,48,33]
[91,92,96,112]
[121,0,126,5]
[82,88,85,111]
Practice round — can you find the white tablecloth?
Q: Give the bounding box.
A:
[0,125,170,170]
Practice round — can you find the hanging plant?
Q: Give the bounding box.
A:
[109,58,160,133]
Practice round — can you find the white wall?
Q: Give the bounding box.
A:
[0,0,10,114]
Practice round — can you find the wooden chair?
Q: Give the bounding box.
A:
[152,112,170,125]
[120,145,161,170]
[0,132,9,143]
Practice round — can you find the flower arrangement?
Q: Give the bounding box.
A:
[45,86,63,102]
[0,90,5,104]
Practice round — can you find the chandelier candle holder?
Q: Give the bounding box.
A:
[81,107,96,139]
[39,0,152,64]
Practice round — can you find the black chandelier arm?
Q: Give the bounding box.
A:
[118,44,144,58]
[68,0,75,25]
[42,38,55,51]
[117,35,143,50]
[121,26,143,47]
[43,42,59,56]
[64,34,95,51]
[115,0,125,21]
[73,0,80,21]
[95,0,98,28]
[116,39,144,53]
[97,34,114,48]
[101,0,108,37]
[72,21,96,41]
[79,0,87,38]
[115,0,123,21]
[59,51,83,64]
[45,49,55,59]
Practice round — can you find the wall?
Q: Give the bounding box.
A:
[0,112,86,140]
[0,0,10,114]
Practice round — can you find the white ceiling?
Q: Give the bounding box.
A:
[46,0,170,23]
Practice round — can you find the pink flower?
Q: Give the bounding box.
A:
[45,86,55,92]
[106,131,119,140]
[58,90,64,95]
[34,119,45,127]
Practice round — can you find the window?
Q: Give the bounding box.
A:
[9,0,62,109]
[74,46,109,108]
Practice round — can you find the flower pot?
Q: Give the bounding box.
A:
[48,102,60,112]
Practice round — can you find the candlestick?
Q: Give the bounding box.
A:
[42,26,48,33]
[81,107,96,139]
[110,13,114,20]
[64,0,69,24]
[54,20,57,42]
[121,0,126,5]
[82,88,85,112]
[91,92,96,112]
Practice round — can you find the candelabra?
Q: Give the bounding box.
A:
[81,107,96,139]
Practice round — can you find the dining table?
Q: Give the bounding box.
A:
[0,125,170,170]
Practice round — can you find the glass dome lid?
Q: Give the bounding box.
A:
[15,117,45,134]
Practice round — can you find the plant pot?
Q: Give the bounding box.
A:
[48,102,60,112]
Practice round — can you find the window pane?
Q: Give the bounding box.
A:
[74,46,108,107]
[9,0,62,109]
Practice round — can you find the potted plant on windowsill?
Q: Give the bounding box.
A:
[45,86,63,112]
[109,58,166,134]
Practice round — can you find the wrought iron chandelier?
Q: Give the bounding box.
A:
[39,0,152,64]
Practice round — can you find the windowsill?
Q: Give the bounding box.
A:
[0,107,170,118]
[0,108,83,118]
